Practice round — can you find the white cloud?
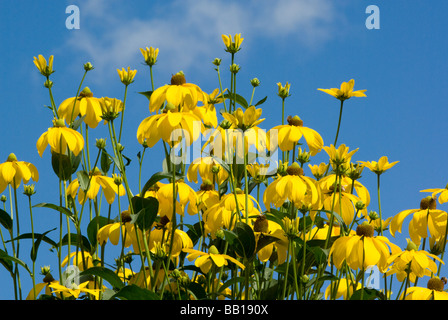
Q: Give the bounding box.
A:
[61,0,339,85]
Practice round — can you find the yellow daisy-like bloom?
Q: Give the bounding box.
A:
[252,215,288,265]
[66,167,126,205]
[0,153,39,193]
[268,115,324,156]
[386,239,444,283]
[189,181,220,215]
[149,71,208,113]
[358,156,399,175]
[36,118,84,157]
[186,156,229,186]
[62,251,95,272]
[156,180,198,219]
[421,184,448,204]
[117,67,137,86]
[222,33,244,53]
[190,88,225,128]
[246,162,271,184]
[57,87,103,128]
[33,54,54,77]
[318,79,366,101]
[390,196,448,246]
[203,191,260,237]
[49,281,101,300]
[140,46,159,66]
[323,144,358,169]
[148,223,193,258]
[183,245,245,274]
[401,277,448,300]
[329,222,401,272]
[308,162,329,181]
[26,268,59,300]
[221,105,265,132]
[305,224,356,241]
[325,278,362,300]
[97,210,135,248]
[99,97,124,123]
[263,163,319,210]
[137,110,204,148]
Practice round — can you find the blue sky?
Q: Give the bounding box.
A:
[1,0,448,299]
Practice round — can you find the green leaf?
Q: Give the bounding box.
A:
[31,228,57,261]
[0,250,31,275]
[0,249,13,273]
[0,209,13,231]
[232,222,256,259]
[100,149,112,174]
[33,203,77,224]
[70,114,86,131]
[87,216,113,251]
[255,234,280,254]
[350,288,385,300]
[218,276,246,294]
[57,233,92,253]
[131,196,159,231]
[8,230,58,256]
[138,91,153,101]
[76,170,90,191]
[254,96,268,107]
[223,92,248,109]
[111,284,160,300]
[51,151,82,181]
[140,171,184,196]
[80,266,125,290]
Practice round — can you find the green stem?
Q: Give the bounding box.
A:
[333,100,344,147]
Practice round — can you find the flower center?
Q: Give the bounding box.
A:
[356,223,374,237]
[420,196,437,210]
[200,179,214,191]
[171,71,186,85]
[120,210,132,223]
[427,277,445,292]
[286,115,303,127]
[254,215,269,233]
[6,153,17,162]
[79,86,94,98]
[286,162,304,176]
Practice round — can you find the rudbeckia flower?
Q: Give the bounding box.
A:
[325,278,362,300]
[57,87,103,128]
[187,180,220,215]
[318,79,366,101]
[221,106,265,132]
[263,162,319,210]
[66,167,126,205]
[386,239,444,283]
[140,46,159,66]
[36,118,84,157]
[252,214,288,264]
[323,144,358,169]
[97,210,136,248]
[26,267,59,300]
[117,66,137,86]
[186,156,229,186]
[308,162,329,181]
[99,97,124,123]
[183,245,246,274]
[268,115,324,156]
[390,196,448,246]
[222,33,244,53]
[329,222,401,272]
[33,54,54,77]
[148,71,208,113]
[49,281,101,300]
[148,222,193,258]
[401,277,448,300]
[62,251,96,272]
[136,110,204,148]
[421,184,448,204]
[0,153,39,193]
[358,156,399,175]
[156,180,198,219]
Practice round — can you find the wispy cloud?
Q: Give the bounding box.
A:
[60,0,339,85]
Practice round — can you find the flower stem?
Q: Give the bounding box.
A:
[333,100,344,147]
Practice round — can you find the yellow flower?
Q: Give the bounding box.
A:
[252,215,288,264]
[390,196,447,246]
[268,115,324,156]
[421,184,448,204]
[36,119,84,157]
[149,71,208,113]
[57,87,103,128]
[49,281,101,300]
[323,144,358,169]
[186,156,229,186]
[358,156,399,175]
[33,54,54,77]
[140,46,159,66]
[148,223,193,258]
[263,163,319,210]
[66,167,126,205]
[156,180,198,219]
[221,106,265,131]
[137,110,204,148]
[97,211,135,247]
[401,278,448,300]
[325,278,362,300]
[0,153,39,193]
[99,97,124,122]
[222,33,244,53]
[329,222,400,272]
[246,162,271,184]
[183,245,245,274]
[62,251,95,272]
[188,181,220,215]
[308,162,329,180]
[318,79,366,101]
[26,269,59,300]
[386,239,444,283]
[117,67,137,86]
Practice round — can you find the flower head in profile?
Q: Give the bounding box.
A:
[36,118,84,157]
[329,222,401,272]
[26,267,59,300]
[401,277,448,300]
[358,156,399,175]
[183,245,245,274]
[140,46,159,66]
[66,167,126,205]
[0,153,39,193]
[149,71,208,113]
[222,105,265,131]
[421,183,448,204]
[222,33,244,53]
[187,156,229,186]
[117,67,137,86]
[33,54,54,77]
[268,115,324,156]
[156,180,198,219]
[323,144,358,170]
[99,97,124,123]
[49,281,101,300]
[318,79,366,101]
[57,87,103,128]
